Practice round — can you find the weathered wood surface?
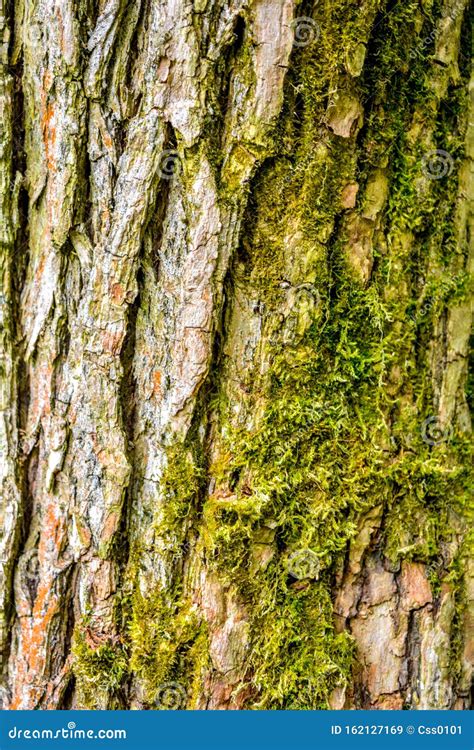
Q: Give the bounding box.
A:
[0,0,472,709]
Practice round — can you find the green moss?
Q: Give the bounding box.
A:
[128,589,202,704]
[160,443,205,534]
[126,584,210,708]
[119,0,471,709]
[72,623,129,709]
[194,0,472,708]
[202,274,389,704]
[124,441,208,707]
[250,581,354,709]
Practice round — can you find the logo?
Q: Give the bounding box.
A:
[421,150,454,180]
[291,18,321,47]
[155,682,187,710]
[420,416,452,446]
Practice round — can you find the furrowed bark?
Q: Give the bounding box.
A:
[0,0,472,710]
[0,0,22,696]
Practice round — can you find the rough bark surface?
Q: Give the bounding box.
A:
[0,0,472,710]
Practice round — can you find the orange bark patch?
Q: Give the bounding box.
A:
[29,588,58,668]
[29,360,54,427]
[9,488,69,708]
[42,102,56,172]
[10,586,59,708]
[153,370,162,395]
[39,497,65,557]
[101,128,113,149]
[101,510,120,545]
[400,561,432,610]
[100,329,124,355]
[111,282,125,304]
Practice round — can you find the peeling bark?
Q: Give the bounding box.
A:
[0,0,472,710]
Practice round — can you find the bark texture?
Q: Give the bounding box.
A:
[0,0,473,710]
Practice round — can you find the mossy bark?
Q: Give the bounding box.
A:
[0,0,472,710]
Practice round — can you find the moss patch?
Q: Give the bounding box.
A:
[196,0,472,708]
[72,624,129,709]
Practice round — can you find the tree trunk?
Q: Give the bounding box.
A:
[0,0,472,711]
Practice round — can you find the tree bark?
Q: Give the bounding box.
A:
[0,0,472,710]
